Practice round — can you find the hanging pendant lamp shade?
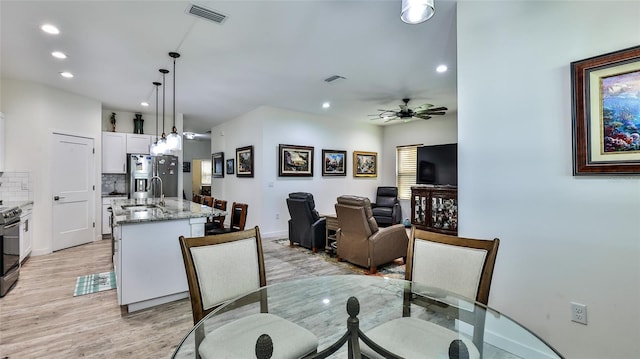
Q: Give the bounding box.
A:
[156,68,169,154]
[401,0,435,24]
[166,51,182,151]
[150,81,163,155]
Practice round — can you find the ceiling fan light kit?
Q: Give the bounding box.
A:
[401,0,435,24]
[369,98,447,123]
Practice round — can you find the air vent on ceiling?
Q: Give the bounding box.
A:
[186,4,227,24]
[324,75,346,83]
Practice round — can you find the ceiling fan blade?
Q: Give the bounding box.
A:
[384,116,399,123]
[414,103,435,110]
[415,115,432,120]
[416,107,448,114]
[424,111,446,116]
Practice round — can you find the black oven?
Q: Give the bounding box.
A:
[1,206,22,297]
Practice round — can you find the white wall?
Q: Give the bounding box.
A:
[1,78,102,254]
[382,113,458,220]
[458,1,640,358]
[212,106,383,237]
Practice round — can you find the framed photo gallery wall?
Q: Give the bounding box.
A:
[218,145,379,178]
[277,146,376,178]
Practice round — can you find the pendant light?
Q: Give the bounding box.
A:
[166,52,182,151]
[401,0,435,24]
[157,68,170,154]
[150,81,162,155]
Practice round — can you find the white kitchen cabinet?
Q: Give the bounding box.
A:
[19,204,33,263]
[102,132,127,173]
[102,197,126,235]
[126,133,152,154]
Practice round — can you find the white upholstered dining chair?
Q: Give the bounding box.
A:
[361,227,500,359]
[179,226,318,359]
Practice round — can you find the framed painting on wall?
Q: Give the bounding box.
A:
[212,152,224,178]
[226,159,234,175]
[322,149,347,176]
[571,45,640,175]
[353,151,377,177]
[236,145,254,177]
[278,144,314,177]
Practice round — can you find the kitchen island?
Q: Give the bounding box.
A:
[111,197,225,312]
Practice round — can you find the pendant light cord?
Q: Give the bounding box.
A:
[159,69,169,139]
[153,82,160,142]
[169,52,181,134]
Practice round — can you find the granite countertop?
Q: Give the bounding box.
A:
[102,192,128,198]
[110,197,225,225]
[1,200,34,209]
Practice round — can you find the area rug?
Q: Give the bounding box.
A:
[73,271,116,297]
[273,238,405,279]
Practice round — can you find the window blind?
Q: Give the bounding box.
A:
[396,145,420,200]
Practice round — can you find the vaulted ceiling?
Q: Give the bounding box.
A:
[0,0,457,133]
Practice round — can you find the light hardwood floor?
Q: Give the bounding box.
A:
[0,236,353,359]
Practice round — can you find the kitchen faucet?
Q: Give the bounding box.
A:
[147,176,164,206]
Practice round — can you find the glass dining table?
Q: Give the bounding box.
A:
[172,275,563,359]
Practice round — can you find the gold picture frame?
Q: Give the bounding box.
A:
[353,151,377,177]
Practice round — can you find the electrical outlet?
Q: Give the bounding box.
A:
[571,302,587,325]
[275,213,280,220]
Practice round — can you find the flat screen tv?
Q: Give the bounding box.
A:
[416,143,457,186]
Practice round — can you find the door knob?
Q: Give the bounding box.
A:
[54,195,65,201]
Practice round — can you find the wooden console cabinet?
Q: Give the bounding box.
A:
[411,186,458,235]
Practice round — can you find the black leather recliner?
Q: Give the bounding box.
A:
[371,186,402,227]
[286,192,326,253]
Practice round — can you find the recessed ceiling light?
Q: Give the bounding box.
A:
[51,51,67,59]
[141,102,149,107]
[436,64,448,73]
[41,24,60,35]
[60,72,73,78]
[322,102,331,109]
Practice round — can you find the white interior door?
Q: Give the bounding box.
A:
[52,133,95,251]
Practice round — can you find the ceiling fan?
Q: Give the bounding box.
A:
[369,98,447,123]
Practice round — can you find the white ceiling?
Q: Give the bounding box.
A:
[0,0,457,133]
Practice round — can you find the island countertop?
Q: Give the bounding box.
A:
[111,197,225,225]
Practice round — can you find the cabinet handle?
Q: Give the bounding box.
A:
[24,219,28,232]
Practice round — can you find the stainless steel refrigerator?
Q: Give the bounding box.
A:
[153,155,178,197]
[127,154,178,199]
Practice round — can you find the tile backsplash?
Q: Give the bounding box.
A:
[102,174,127,195]
[0,172,32,201]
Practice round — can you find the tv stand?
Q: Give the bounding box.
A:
[411,185,458,235]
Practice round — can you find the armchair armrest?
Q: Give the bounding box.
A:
[369,224,408,243]
[368,224,409,266]
[392,202,402,224]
